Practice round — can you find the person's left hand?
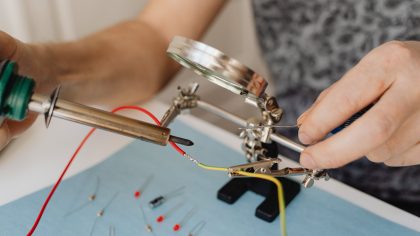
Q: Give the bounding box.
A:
[0,31,54,150]
[297,40,420,169]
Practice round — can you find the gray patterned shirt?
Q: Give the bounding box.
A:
[252,0,420,215]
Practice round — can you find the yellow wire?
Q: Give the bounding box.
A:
[196,162,228,172]
[235,170,287,236]
[195,162,287,236]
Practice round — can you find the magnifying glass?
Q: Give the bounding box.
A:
[167,36,268,104]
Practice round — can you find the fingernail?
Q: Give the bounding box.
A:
[297,112,308,124]
[300,153,316,169]
[298,131,313,144]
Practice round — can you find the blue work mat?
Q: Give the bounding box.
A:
[0,121,418,236]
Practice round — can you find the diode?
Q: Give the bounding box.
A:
[134,175,153,199]
[156,202,184,223]
[149,186,185,209]
[172,207,196,232]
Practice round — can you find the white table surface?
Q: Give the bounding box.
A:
[0,100,418,232]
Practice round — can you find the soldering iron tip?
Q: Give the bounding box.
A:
[169,135,194,146]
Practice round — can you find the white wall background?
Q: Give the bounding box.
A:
[0,0,272,132]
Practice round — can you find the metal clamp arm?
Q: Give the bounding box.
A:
[160,83,200,127]
[227,158,329,188]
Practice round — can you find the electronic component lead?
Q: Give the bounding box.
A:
[140,206,155,235]
[90,192,119,236]
[188,221,206,236]
[109,225,116,236]
[238,124,298,130]
[64,176,101,217]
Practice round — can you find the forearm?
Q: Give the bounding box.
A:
[0,0,225,151]
[44,20,175,105]
[36,0,225,106]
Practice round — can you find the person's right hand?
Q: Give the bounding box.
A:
[0,31,55,150]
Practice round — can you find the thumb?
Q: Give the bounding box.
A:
[0,31,18,150]
[6,112,38,138]
[0,33,38,151]
[0,121,12,150]
[0,113,38,151]
[0,31,18,60]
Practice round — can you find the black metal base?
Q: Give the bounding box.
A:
[217,141,301,222]
[217,177,300,222]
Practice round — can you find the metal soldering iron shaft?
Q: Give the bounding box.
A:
[28,93,192,146]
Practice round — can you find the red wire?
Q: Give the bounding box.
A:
[27,105,185,235]
[116,106,185,156]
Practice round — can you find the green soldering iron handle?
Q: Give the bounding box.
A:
[0,60,35,122]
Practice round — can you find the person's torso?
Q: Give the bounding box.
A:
[253,0,420,123]
[252,0,420,215]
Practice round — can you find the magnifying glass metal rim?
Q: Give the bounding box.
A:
[167,36,268,101]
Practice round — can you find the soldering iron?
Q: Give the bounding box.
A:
[0,60,193,147]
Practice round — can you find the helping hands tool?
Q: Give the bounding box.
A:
[164,36,369,187]
[165,36,328,187]
[0,60,193,146]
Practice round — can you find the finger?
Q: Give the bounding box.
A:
[366,110,420,162]
[300,81,416,169]
[298,60,393,145]
[384,143,420,167]
[0,121,12,150]
[0,31,18,59]
[0,113,37,151]
[297,85,335,126]
[6,112,38,138]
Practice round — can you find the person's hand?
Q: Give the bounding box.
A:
[0,31,54,149]
[297,41,420,169]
